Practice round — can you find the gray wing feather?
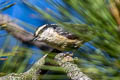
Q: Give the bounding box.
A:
[46,24,78,40]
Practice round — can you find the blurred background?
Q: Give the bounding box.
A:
[0,0,120,80]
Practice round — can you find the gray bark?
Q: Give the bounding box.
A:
[55,53,92,80]
[0,54,47,80]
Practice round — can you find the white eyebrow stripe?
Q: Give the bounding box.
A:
[51,24,57,25]
[35,24,47,36]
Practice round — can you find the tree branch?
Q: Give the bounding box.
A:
[55,53,92,80]
[0,54,47,80]
[0,53,92,80]
[0,14,53,52]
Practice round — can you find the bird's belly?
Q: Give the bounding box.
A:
[38,28,82,51]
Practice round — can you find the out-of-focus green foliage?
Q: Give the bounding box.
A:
[0,46,32,76]
[1,0,120,80]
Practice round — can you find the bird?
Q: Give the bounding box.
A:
[33,24,91,51]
